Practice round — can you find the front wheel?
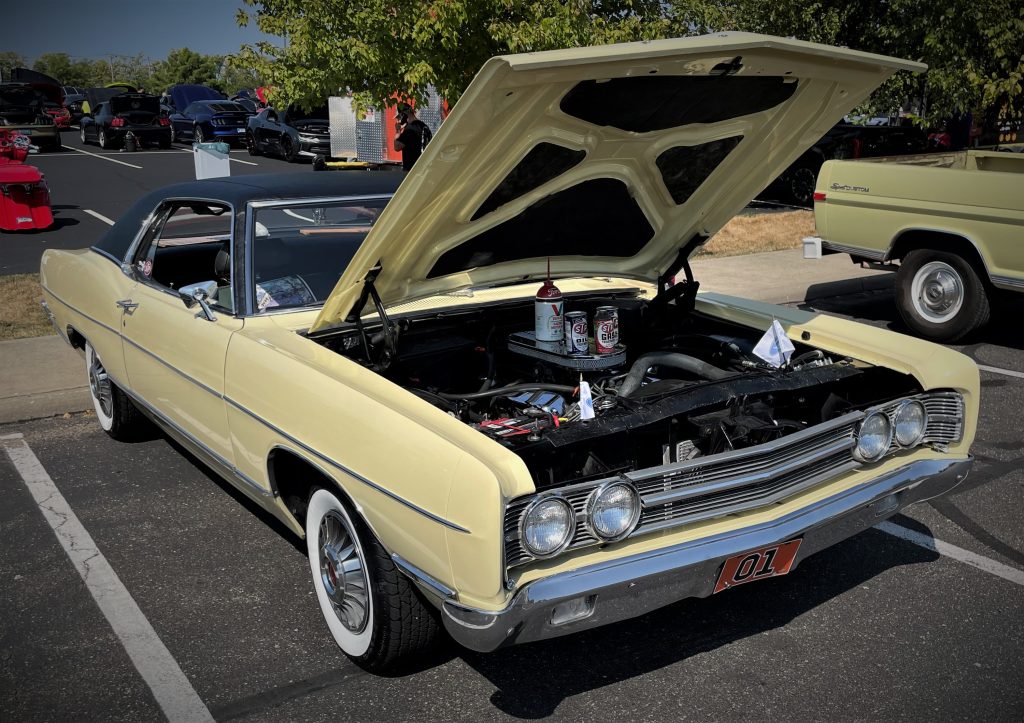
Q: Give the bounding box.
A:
[85,341,146,440]
[80,125,87,144]
[306,488,439,672]
[281,135,298,162]
[895,249,991,342]
[98,128,110,149]
[245,131,260,156]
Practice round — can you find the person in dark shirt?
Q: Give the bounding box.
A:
[393,103,432,170]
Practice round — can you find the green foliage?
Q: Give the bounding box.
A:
[149,48,224,93]
[0,51,27,80]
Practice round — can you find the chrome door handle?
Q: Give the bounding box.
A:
[116,299,139,311]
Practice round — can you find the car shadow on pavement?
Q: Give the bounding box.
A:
[798,279,1024,351]
[459,527,938,719]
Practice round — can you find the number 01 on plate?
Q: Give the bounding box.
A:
[714,539,802,593]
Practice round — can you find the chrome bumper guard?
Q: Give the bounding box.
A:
[443,456,972,652]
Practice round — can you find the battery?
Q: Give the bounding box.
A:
[594,306,619,354]
[564,311,589,356]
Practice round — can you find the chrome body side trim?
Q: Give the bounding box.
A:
[224,396,470,533]
[391,553,458,601]
[991,274,1024,291]
[445,456,973,652]
[820,239,886,261]
[39,299,70,344]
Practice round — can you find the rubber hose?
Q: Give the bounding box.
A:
[619,352,732,397]
[438,383,577,401]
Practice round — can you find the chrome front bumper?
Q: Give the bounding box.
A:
[443,456,972,652]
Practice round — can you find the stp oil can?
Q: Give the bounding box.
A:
[535,278,564,342]
[594,306,619,354]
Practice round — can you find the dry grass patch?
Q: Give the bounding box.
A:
[0,274,52,340]
[699,210,815,258]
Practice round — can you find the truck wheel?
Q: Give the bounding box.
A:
[306,488,440,672]
[786,164,819,207]
[896,250,990,342]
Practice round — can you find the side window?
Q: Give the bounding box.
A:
[132,201,234,311]
[184,103,198,116]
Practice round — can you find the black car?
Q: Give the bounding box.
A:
[80,94,171,150]
[169,100,252,146]
[63,93,86,121]
[767,122,929,206]
[246,104,330,162]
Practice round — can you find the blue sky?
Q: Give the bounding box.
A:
[0,0,281,63]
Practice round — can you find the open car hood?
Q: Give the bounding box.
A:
[169,84,224,110]
[310,33,923,332]
[8,68,63,103]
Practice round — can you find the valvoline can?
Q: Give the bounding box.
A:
[534,278,564,342]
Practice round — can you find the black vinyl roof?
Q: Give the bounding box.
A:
[93,171,405,262]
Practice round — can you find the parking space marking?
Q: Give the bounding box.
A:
[84,209,116,226]
[68,145,144,169]
[977,364,1024,380]
[876,520,1024,586]
[0,434,215,723]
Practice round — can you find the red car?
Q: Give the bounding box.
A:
[0,129,53,231]
[45,102,72,128]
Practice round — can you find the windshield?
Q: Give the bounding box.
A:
[251,198,389,313]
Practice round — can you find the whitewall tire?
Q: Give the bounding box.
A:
[84,341,146,440]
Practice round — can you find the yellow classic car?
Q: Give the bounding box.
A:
[39,34,978,672]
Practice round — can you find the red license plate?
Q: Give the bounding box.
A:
[714,539,802,594]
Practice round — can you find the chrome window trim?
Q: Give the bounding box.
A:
[123,197,239,316]
[244,194,393,318]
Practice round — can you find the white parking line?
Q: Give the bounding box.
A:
[83,209,115,226]
[876,520,1024,587]
[0,434,214,722]
[68,145,143,169]
[977,364,1024,380]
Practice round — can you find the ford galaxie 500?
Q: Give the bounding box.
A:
[40,34,977,672]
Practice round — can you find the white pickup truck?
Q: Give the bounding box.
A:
[809,150,1024,341]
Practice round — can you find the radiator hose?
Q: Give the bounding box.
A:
[619,352,732,397]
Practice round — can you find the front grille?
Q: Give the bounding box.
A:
[503,391,965,571]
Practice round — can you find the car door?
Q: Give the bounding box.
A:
[257,108,280,148]
[173,104,195,139]
[120,200,241,463]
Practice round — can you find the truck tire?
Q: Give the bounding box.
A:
[896,249,990,342]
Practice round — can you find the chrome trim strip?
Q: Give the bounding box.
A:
[820,239,885,261]
[991,274,1024,290]
[223,396,470,533]
[120,335,225,400]
[391,553,458,601]
[90,246,124,265]
[446,456,973,652]
[102,367,271,498]
[41,285,120,337]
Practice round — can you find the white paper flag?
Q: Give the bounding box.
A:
[753,319,796,367]
[579,380,596,420]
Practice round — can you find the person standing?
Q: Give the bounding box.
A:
[393,103,432,170]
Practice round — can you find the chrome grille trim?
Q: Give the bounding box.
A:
[504,390,965,571]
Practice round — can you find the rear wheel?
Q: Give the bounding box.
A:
[98,128,110,149]
[194,125,205,143]
[85,342,146,441]
[896,249,991,342]
[305,488,439,672]
[281,135,298,163]
[786,164,819,207]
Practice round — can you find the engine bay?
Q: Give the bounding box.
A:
[315,290,922,491]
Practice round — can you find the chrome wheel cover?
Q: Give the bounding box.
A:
[318,510,370,633]
[911,261,964,323]
[88,351,113,418]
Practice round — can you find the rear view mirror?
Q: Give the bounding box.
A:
[179,280,220,321]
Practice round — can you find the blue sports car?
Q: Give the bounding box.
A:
[165,85,252,146]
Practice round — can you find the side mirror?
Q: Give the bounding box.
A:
[178,280,220,321]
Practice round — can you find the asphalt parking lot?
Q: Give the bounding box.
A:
[1,127,1022,721]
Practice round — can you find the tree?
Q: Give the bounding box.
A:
[236,0,670,110]
[0,51,27,80]
[149,48,223,93]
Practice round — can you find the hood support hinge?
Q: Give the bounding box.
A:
[651,233,707,315]
[346,263,400,369]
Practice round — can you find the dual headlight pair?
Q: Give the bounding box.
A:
[520,482,640,559]
[854,399,928,462]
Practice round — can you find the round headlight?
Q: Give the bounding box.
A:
[521,497,574,558]
[894,400,928,447]
[855,411,893,462]
[587,482,641,541]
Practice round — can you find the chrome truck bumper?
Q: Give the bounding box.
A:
[442,456,972,652]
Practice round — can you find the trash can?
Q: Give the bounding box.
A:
[193,142,231,179]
